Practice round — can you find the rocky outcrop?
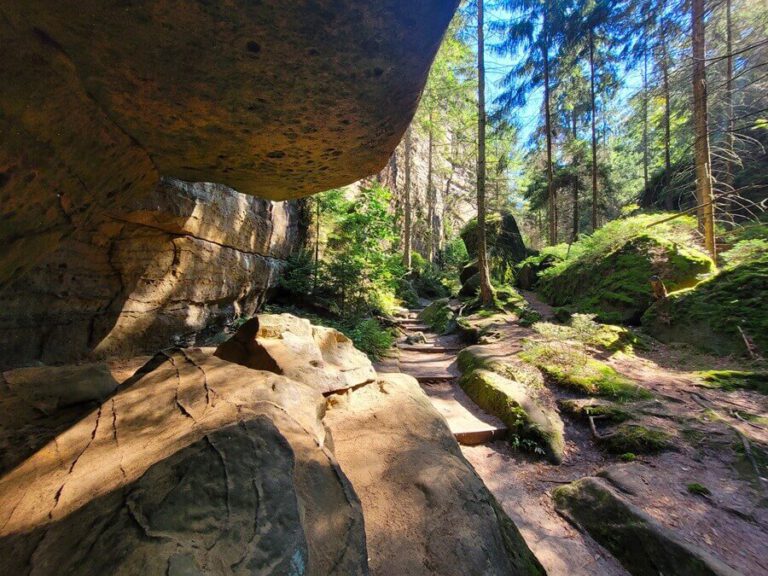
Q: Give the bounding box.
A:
[0,178,306,367]
[215,313,376,395]
[642,255,768,355]
[324,372,546,576]
[553,476,740,576]
[0,349,368,575]
[1,1,459,289]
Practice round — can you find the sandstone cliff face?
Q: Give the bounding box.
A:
[0,178,307,368]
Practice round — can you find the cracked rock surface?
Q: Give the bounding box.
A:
[0,349,367,575]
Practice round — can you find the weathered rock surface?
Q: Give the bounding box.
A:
[324,372,545,576]
[462,212,528,275]
[0,178,306,367]
[0,349,368,575]
[215,313,376,394]
[553,477,741,576]
[2,363,117,414]
[1,0,459,288]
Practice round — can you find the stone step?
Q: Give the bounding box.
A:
[455,426,508,446]
[397,344,464,354]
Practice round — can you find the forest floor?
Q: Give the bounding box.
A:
[390,299,768,576]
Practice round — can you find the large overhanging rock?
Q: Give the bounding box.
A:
[0,349,368,574]
[215,313,376,394]
[0,1,459,287]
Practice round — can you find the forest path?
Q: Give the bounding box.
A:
[389,310,507,445]
[388,307,630,576]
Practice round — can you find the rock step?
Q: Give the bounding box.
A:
[397,344,464,353]
[418,378,509,447]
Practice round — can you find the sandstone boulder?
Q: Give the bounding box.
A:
[0,349,368,575]
[3,363,118,414]
[1,1,459,289]
[215,314,376,394]
[324,372,545,576]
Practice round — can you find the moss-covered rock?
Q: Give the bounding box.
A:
[553,477,741,576]
[515,253,562,290]
[461,212,527,282]
[642,256,768,356]
[695,370,768,395]
[600,423,673,454]
[460,369,565,463]
[458,346,545,390]
[418,298,456,334]
[459,271,481,298]
[519,342,651,400]
[539,234,714,324]
[532,314,648,353]
[558,399,633,423]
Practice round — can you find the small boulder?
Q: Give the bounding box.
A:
[215,314,376,394]
[3,363,118,414]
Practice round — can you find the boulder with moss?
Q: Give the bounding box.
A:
[553,477,740,576]
[461,212,527,282]
[418,298,456,333]
[539,234,714,324]
[642,255,768,355]
[460,369,565,463]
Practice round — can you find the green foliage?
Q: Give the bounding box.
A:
[419,298,456,334]
[279,249,315,296]
[620,453,637,462]
[519,342,651,400]
[532,314,646,353]
[642,255,768,355]
[536,215,714,324]
[600,424,672,454]
[721,239,768,268]
[686,483,711,496]
[696,370,768,395]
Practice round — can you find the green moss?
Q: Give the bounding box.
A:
[418,298,456,334]
[600,424,673,454]
[695,370,768,395]
[458,347,544,390]
[532,314,647,353]
[643,255,768,355]
[459,369,565,463]
[558,399,633,423]
[519,342,651,400]
[620,452,637,462]
[538,220,714,323]
[687,482,711,496]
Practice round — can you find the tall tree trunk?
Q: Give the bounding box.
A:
[543,4,556,246]
[313,196,321,291]
[589,29,599,231]
[692,0,717,259]
[427,110,435,261]
[724,0,735,211]
[642,41,649,191]
[403,125,413,270]
[477,0,493,306]
[661,8,674,209]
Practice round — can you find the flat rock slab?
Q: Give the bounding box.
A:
[324,373,544,576]
[398,352,458,380]
[0,349,368,575]
[420,379,508,446]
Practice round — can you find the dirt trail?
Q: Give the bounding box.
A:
[392,299,768,576]
[392,308,629,576]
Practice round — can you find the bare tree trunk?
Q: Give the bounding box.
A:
[544,5,556,246]
[589,29,599,231]
[313,196,321,291]
[661,8,674,210]
[724,0,735,212]
[403,125,413,270]
[477,0,494,306]
[427,110,435,261]
[642,41,649,191]
[692,0,717,260]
